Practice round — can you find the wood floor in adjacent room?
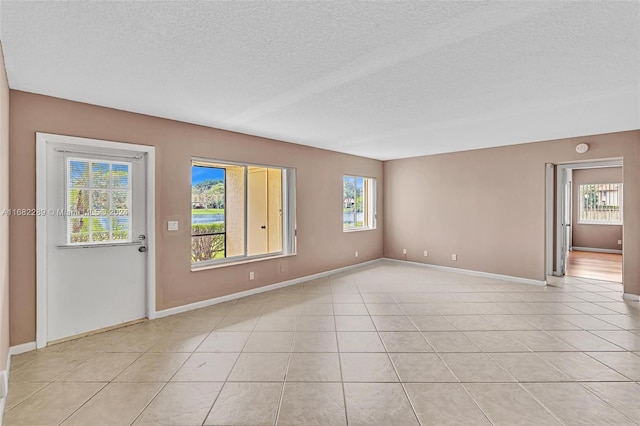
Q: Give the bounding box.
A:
[4,262,640,425]
[566,250,623,283]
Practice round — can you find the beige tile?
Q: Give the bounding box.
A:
[225,304,265,316]
[114,352,190,382]
[379,332,433,352]
[524,383,634,426]
[548,330,624,351]
[4,382,49,411]
[278,383,346,426]
[254,315,297,331]
[398,303,440,315]
[3,382,105,425]
[464,331,530,352]
[214,315,259,331]
[490,353,570,382]
[583,382,640,423]
[286,353,341,382]
[446,315,498,331]
[62,382,162,425]
[243,331,294,352]
[411,316,457,331]
[263,303,301,316]
[148,331,208,352]
[405,383,490,425]
[61,352,140,382]
[340,353,398,382]
[228,352,289,381]
[134,382,222,425]
[337,332,385,352]
[522,315,581,330]
[507,331,577,351]
[344,383,418,425]
[586,351,640,380]
[422,332,481,352]
[591,330,640,350]
[205,382,282,425]
[465,383,561,425]
[197,331,250,352]
[9,352,94,382]
[291,332,338,352]
[560,315,621,330]
[335,316,376,331]
[371,316,417,331]
[483,315,536,330]
[537,352,628,381]
[366,303,404,315]
[331,293,363,303]
[390,353,457,382]
[172,352,239,382]
[296,316,336,331]
[108,329,168,352]
[299,303,333,315]
[332,304,368,315]
[59,331,129,352]
[172,315,223,332]
[440,353,515,382]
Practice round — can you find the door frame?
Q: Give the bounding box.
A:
[545,158,622,279]
[35,132,157,349]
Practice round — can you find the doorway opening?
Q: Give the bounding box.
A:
[545,159,623,284]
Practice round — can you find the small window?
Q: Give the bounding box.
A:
[343,175,376,231]
[66,158,132,245]
[191,159,296,266]
[578,183,623,225]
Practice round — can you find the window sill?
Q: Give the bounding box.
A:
[577,222,623,226]
[191,253,297,272]
[343,227,376,233]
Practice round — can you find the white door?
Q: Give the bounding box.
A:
[555,167,572,276]
[44,142,148,342]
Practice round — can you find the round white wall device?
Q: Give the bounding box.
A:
[576,143,589,154]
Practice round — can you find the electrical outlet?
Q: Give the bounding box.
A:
[402,249,407,255]
[451,254,457,261]
[423,251,428,257]
[618,240,622,245]
[355,251,359,258]
[279,264,285,273]
[249,271,255,280]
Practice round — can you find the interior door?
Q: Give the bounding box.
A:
[247,167,268,256]
[555,167,571,276]
[565,169,573,256]
[45,144,147,342]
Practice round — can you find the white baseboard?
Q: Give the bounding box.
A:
[9,342,37,356]
[572,247,623,254]
[156,259,382,318]
[384,258,547,286]
[623,293,639,302]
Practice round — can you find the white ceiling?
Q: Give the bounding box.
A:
[1,1,639,160]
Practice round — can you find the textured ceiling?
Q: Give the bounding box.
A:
[1,1,639,160]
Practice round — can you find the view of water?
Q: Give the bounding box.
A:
[192,214,225,224]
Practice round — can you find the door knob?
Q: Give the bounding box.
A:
[138,246,147,252]
[261,225,266,229]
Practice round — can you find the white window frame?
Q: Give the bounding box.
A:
[343,175,376,232]
[578,183,623,225]
[191,158,297,269]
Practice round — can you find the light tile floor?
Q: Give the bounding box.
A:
[4,261,640,425]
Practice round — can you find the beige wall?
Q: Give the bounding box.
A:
[0,44,10,371]
[384,131,640,296]
[572,167,623,251]
[9,90,384,346]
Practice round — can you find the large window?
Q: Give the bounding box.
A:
[578,183,623,225]
[343,175,376,231]
[191,159,296,266]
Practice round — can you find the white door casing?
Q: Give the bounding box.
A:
[36,133,156,348]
